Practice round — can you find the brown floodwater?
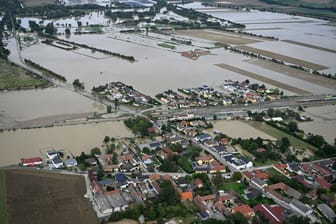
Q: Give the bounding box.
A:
[0,121,132,166]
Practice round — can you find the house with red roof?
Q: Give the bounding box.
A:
[180,191,193,201]
[232,204,255,218]
[254,204,284,224]
[273,164,290,178]
[254,170,269,180]
[315,176,332,189]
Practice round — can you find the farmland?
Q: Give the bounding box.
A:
[4,169,98,224]
[20,0,56,7]
[0,60,49,90]
[0,170,6,224]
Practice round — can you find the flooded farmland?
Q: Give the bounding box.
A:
[0,121,132,166]
[299,105,336,145]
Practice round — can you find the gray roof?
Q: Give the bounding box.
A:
[212,145,227,153]
[290,199,312,214]
[106,192,127,209]
[94,193,112,213]
[317,203,336,222]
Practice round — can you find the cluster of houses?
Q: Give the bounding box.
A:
[102,81,156,106]
[221,80,281,103]
[20,149,78,169]
[240,160,336,223]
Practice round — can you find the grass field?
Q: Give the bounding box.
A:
[236,45,329,71]
[248,121,316,149]
[0,170,6,224]
[5,169,98,224]
[21,0,56,7]
[0,60,48,90]
[172,29,263,45]
[215,63,311,95]
[158,42,176,49]
[219,182,247,195]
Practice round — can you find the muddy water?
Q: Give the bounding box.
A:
[0,87,104,128]
[299,105,336,144]
[0,121,132,166]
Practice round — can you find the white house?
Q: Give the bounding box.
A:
[52,157,64,169]
[46,149,58,160]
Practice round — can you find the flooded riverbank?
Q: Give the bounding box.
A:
[0,121,132,166]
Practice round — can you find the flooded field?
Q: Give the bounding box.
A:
[299,105,336,144]
[0,87,104,129]
[206,120,275,140]
[0,121,132,166]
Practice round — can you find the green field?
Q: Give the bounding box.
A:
[219,182,247,195]
[158,42,176,50]
[248,121,316,149]
[0,60,48,90]
[0,170,7,224]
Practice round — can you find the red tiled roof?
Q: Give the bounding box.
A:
[242,171,253,180]
[232,204,254,217]
[254,204,284,224]
[312,163,331,176]
[150,174,161,181]
[120,154,133,161]
[195,155,214,161]
[316,176,332,189]
[180,191,193,201]
[220,138,228,144]
[104,189,120,196]
[21,157,42,164]
[201,194,216,201]
[254,170,269,180]
[214,201,226,213]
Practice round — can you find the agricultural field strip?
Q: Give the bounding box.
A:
[236,45,329,71]
[282,40,336,54]
[0,170,6,224]
[173,29,261,45]
[4,169,98,224]
[215,63,311,95]
[203,29,273,42]
[244,59,336,91]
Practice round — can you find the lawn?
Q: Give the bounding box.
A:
[248,121,316,149]
[158,42,176,50]
[219,182,247,195]
[0,170,7,224]
[0,60,48,90]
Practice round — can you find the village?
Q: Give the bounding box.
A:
[19,103,336,224]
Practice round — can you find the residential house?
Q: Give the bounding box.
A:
[289,199,313,216]
[180,192,193,201]
[273,164,290,177]
[194,134,212,142]
[51,157,63,168]
[64,158,78,167]
[317,203,336,223]
[232,204,255,218]
[212,145,227,154]
[254,204,284,224]
[21,157,42,167]
[46,149,58,160]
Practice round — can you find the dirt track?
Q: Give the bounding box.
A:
[215,63,311,95]
[4,169,98,224]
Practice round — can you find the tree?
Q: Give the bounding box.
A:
[212,171,224,186]
[288,121,298,133]
[232,172,242,181]
[107,105,112,113]
[159,180,180,205]
[45,22,57,35]
[103,136,110,144]
[91,147,101,156]
[65,28,70,36]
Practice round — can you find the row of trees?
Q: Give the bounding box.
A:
[124,117,152,136]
